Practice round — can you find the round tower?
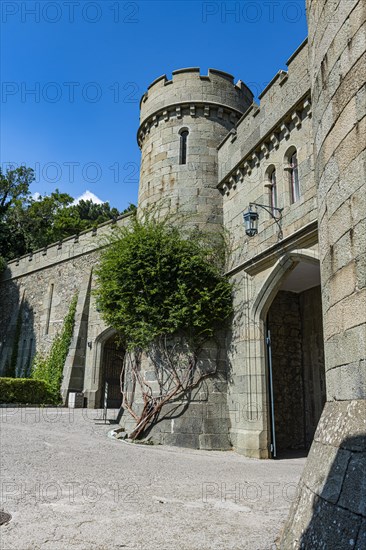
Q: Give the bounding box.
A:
[137,68,253,227]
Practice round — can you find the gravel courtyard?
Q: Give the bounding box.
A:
[0,407,305,550]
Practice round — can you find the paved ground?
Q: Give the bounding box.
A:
[0,407,305,550]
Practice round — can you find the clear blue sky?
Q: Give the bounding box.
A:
[1,1,307,210]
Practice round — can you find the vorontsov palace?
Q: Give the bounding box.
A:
[1,1,365,545]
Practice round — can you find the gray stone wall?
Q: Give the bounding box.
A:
[218,40,310,182]
[268,290,305,452]
[139,68,252,122]
[300,285,326,446]
[0,215,131,402]
[281,400,366,549]
[309,0,366,401]
[281,0,366,545]
[217,40,319,459]
[121,336,231,450]
[0,252,97,384]
[268,287,326,454]
[218,41,315,272]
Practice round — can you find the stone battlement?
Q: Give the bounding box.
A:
[2,213,132,281]
[139,67,253,124]
[218,39,310,182]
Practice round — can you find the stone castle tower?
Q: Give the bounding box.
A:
[137,68,253,227]
[0,1,365,542]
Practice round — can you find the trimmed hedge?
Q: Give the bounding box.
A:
[0,377,56,405]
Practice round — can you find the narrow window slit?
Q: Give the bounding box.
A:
[179,130,189,165]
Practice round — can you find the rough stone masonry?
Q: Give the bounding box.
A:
[0,0,365,546]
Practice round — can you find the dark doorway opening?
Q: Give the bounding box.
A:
[101,334,124,408]
[266,270,326,458]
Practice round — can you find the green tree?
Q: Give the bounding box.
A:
[0,166,34,216]
[95,214,232,350]
[53,199,123,236]
[0,166,34,264]
[19,189,74,251]
[0,181,128,260]
[94,212,233,439]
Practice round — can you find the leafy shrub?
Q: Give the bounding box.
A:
[3,302,23,378]
[94,212,233,351]
[32,294,77,402]
[0,377,56,404]
[94,211,233,439]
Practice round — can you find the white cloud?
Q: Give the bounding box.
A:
[73,190,105,205]
[32,192,41,201]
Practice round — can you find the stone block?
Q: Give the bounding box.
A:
[280,482,317,549]
[168,416,204,435]
[314,401,366,449]
[327,360,366,400]
[356,255,366,290]
[301,440,351,503]
[338,453,366,516]
[356,520,366,550]
[161,433,200,449]
[198,433,231,450]
[202,417,230,434]
[297,495,361,549]
[232,428,269,459]
[68,392,84,408]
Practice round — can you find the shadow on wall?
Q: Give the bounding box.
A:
[0,273,36,378]
[283,433,366,549]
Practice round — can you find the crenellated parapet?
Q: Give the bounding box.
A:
[1,213,132,281]
[218,39,310,185]
[140,68,251,118]
[218,95,312,197]
[137,68,253,148]
[137,67,253,228]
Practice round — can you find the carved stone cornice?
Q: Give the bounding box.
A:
[137,101,244,148]
[218,95,312,196]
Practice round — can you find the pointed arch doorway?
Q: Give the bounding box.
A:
[101,334,125,408]
[265,259,326,457]
[252,251,327,459]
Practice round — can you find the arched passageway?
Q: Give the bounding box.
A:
[100,334,125,408]
[265,260,326,457]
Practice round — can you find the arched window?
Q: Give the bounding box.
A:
[268,167,277,210]
[289,150,300,203]
[179,129,189,165]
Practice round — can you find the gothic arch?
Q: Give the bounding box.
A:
[250,248,323,456]
[252,249,320,323]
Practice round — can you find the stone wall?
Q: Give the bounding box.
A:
[0,215,132,401]
[308,0,366,403]
[300,285,326,446]
[216,40,319,458]
[218,41,315,273]
[218,40,310,182]
[281,400,366,548]
[268,291,304,452]
[267,287,326,454]
[121,336,231,450]
[281,0,366,546]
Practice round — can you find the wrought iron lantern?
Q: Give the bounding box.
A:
[243,206,259,237]
[243,203,284,240]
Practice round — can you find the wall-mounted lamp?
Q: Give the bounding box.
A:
[243,203,284,240]
[87,341,93,350]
